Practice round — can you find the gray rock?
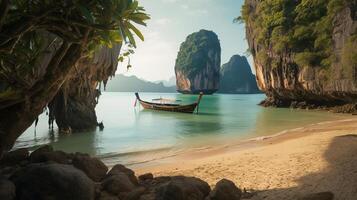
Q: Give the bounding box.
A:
[138,173,154,182]
[0,178,15,200]
[0,166,20,179]
[29,145,53,161]
[125,187,147,200]
[0,148,29,166]
[72,153,108,181]
[107,164,138,185]
[156,176,210,200]
[102,173,136,195]
[98,191,119,200]
[298,192,334,200]
[11,163,95,200]
[207,179,241,200]
[30,150,70,164]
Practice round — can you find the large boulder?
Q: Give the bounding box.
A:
[30,149,70,164]
[207,179,241,200]
[11,163,95,200]
[0,178,15,200]
[29,145,54,162]
[156,176,211,200]
[97,191,119,200]
[0,148,29,166]
[107,164,138,185]
[101,173,136,195]
[175,29,221,94]
[138,173,154,182]
[72,153,108,182]
[219,55,260,94]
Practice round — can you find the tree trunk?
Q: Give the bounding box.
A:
[0,43,82,156]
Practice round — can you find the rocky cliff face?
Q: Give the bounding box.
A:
[219,55,260,94]
[244,0,357,108]
[175,30,221,94]
[48,45,121,133]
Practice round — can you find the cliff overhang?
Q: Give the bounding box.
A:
[243,0,357,111]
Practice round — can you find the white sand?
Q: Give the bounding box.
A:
[136,117,357,199]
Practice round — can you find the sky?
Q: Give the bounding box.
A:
[116,0,251,82]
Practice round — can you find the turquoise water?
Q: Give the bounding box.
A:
[15,92,346,165]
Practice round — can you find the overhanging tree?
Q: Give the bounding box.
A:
[0,0,149,155]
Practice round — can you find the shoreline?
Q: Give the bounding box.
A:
[135,116,357,199]
[100,109,351,168]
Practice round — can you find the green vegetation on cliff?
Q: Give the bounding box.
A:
[175,30,221,78]
[241,0,356,68]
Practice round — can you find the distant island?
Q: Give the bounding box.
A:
[219,55,261,94]
[175,30,221,94]
[154,76,176,87]
[105,74,176,93]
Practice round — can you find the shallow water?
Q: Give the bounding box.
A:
[15,92,347,166]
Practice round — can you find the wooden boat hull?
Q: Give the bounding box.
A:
[139,100,198,113]
[135,93,203,114]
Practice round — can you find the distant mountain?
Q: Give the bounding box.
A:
[154,76,176,87]
[105,74,176,93]
[218,55,261,94]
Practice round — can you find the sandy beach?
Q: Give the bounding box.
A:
[136,117,357,199]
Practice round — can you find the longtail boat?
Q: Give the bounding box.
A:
[134,92,203,113]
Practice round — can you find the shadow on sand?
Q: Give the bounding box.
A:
[249,134,357,200]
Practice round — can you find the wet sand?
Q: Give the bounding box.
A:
[135,117,357,199]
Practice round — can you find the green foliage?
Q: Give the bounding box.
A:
[256,52,270,66]
[240,0,349,68]
[175,30,221,78]
[0,0,149,100]
[341,34,357,79]
[295,52,321,67]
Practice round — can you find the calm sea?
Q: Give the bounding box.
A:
[15,92,346,166]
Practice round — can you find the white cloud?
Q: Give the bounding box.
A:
[180,4,189,9]
[116,30,178,81]
[162,0,178,3]
[188,9,208,15]
[154,18,172,26]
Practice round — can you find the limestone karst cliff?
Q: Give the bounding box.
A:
[242,0,357,108]
[175,30,221,94]
[219,55,260,94]
[48,45,121,133]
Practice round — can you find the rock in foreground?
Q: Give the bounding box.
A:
[11,163,95,200]
[0,146,242,200]
[208,179,242,200]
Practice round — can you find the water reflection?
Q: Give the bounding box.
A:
[175,94,223,137]
[15,93,346,165]
[51,130,98,155]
